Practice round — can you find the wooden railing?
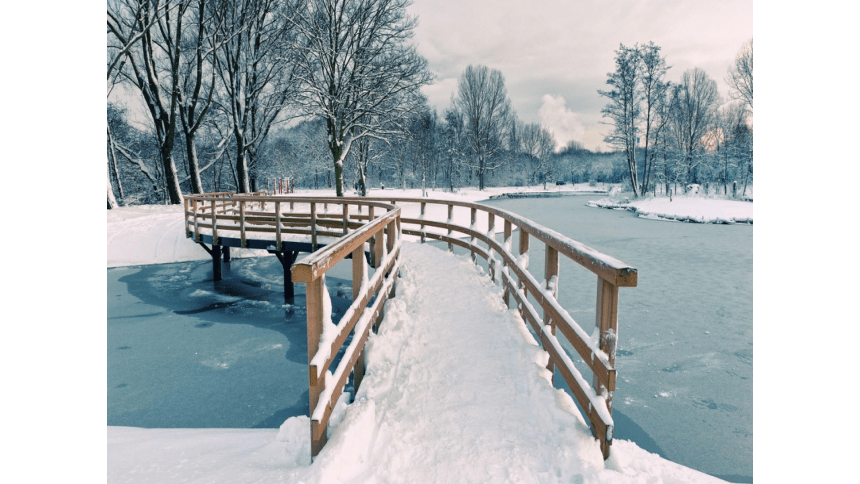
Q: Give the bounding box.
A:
[184,194,402,458]
[362,197,637,459]
[183,193,636,460]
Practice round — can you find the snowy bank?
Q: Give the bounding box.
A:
[587,196,753,224]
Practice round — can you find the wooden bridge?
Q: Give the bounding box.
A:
[184,192,637,460]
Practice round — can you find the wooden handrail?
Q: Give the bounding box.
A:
[364,196,637,458]
[184,193,635,460]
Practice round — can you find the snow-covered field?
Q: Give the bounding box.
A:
[586,195,753,224]
[105,185,757,482]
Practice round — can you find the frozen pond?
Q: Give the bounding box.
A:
[107,256,356,429]
[107,194,751,482]
[482,196,752,483]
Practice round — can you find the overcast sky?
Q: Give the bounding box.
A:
[407,0,752,151]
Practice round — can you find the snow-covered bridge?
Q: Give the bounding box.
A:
[184,192,638,466]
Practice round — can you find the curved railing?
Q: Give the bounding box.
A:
[184,193,637,460]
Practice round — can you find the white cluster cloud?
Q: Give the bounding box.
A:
[538,94,585,151]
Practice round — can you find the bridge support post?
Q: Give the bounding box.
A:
[223,246,231,263]
[272,250,298,302]
[212,244,222,281]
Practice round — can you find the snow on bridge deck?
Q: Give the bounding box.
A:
[108,242,727,484]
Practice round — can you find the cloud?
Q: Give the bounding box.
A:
[538,95,585,151]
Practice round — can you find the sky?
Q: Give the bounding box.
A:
[407,0,753,151]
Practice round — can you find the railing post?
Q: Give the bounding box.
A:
[306,276,327,457]
[447,204,453,252]
[470,207,477,263]
[211,199,218,245]
[420,202,426,243]
[193,199,199,242]
[516,228,529,319]
[595,276,619,458]
[352,245,366,393]
[184,198,190,237]
[275,201,282,251]
[342,203,350,236]
[311,202,318,251]
[544,246,559,376]
[488,212,496,281]
[239,201,246,248]
[503,220,512,305]
[369,206,378,268]
[386,219,396,254]
[373,217,385,269]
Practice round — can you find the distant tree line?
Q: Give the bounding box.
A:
[107,2,752,207]
[599,40,753,197]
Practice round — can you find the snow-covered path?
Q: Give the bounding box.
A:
[314,242,602,483]
[108,240,729,483]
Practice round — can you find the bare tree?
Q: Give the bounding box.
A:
[454,65,513,190]
[519,122,555,188]
[638,42,670,195]
[176,0,223,194]
[599,42,669,197]
[288,0,432,197]
[108,0,193,204]
[442,107,466,192]
[599,44,642,196]
[726,38,753,113]
[668,68,721,188]
[212,0,301,193]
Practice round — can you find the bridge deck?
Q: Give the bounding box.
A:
[311,241,602,482]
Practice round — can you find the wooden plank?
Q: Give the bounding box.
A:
[211,199,219,245]
[311,202,317,251]
[545,245,559,375]
[594,277,619,399]
[239,201,246,248]
[193,199,199,242]
[420,202,426,243]
[352,245,366,393]
[386,220,396,254]
[306,277,327,457]
[447,204,454,252]
[275,201,282,250]
[470,207,477,262]
[184,199,191,237]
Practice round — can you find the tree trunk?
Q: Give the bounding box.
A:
[160,145,184,204]
[107,162,118,210]
[107,124,123,200]
[185,133,203,194]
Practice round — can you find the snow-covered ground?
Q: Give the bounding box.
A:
[586,195,753,224]
[106,186,751,483]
